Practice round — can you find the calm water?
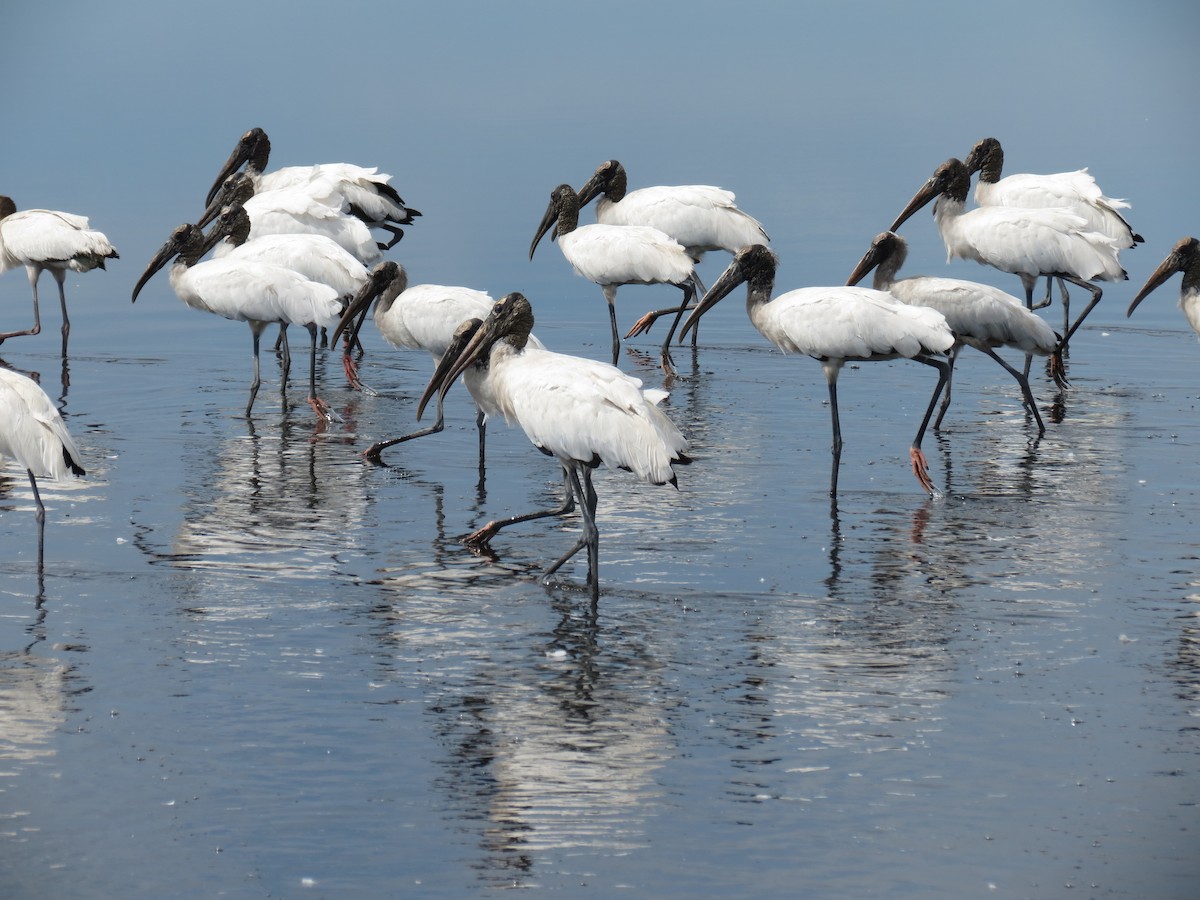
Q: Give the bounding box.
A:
[0,277,1197,898]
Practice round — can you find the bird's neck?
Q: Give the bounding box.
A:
[1182,264,1200,300]
[556,201,579,237]
[607,168,628,202]
[977,151,1003,185]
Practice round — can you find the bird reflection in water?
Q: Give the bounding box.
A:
[422,595,671,890]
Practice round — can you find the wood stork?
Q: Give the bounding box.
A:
[202,172,383,267]
[889,158,1126,352]
[131,222,345,421]
[205,127,419,249]
[204,202,369,375]
[0,196,118,354]
[331,261,545,464]
[415,291,690,598]
[575,159,770,269]
[1126,237,1200,338]
[678,244,954,497]
[964,137,1142,329]
[529,183,702,375]
[0,366,85,575]
[847,231,1066,434]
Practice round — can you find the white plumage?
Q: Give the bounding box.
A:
[890,157,1126,349]
[205,127,418,249]
[417,291,689,596]
[132,222,344,420]
[965,138,1140,249]
[0,366,85,572]
[332,261,543,462]
[207,203,368,298]
[1126,236,1200,338]
[0,195,118,352]
[575,160,769,263]
[203,172,383,266]
[964,137,1141,330]
[530,183,700,374]
[848,230,1065,433]
[679,244,954,496]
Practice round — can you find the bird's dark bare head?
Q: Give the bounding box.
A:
[576,159,627,205]
[889,158,969,232]
[206,127,270,207]
[132,223,205,302]
[530,185,579,258]
[1127,236,1200,317]
[200,172,255,227]
[238,127,271,169]
[491,291,536,348]
[0,196,15,220]
[210,203,252,249]
[732,243,779,286]
[963,137,1002,180]
[847,231,906,288]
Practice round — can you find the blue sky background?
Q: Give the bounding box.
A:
[4,0,1196,332]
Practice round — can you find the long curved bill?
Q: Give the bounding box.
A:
[131,228,188,303]
[205,134,255,208]
[330,262,398,348]
[889,175,941,234]
[679,259,746,343]
[575,170,605,208]
[1127,245,1185,317]
[846,240,884,287]
[417,318,487,422]
[529,195,559,260]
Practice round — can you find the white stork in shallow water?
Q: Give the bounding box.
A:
[331,261,545,464]
[847,231,1067,434]
[0,366,85,576]
[574,159,769,270]
[0,196,118,354]
[1126,236,1200,339]
[677,244,955,497]
[416,291,690,599]
[530,183,702,375]
[202,172,384,267]
[204,201,370,370]
[964,137,1142,330]
[889,157,1126,352]
[205,127,419,249]
[131,221,344,421]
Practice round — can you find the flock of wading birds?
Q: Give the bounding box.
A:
[1,129,1196,594]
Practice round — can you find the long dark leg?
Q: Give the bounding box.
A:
[466,468,576,547]
[909,354,951,495]
[976,344,1046,434]
[0,268,43,343]
[1031,276,1054,310]
[305,323,337,421]
[656,284,695,376]
[52,271,70,356]
[277,324,292,385]
[365,415,446,462]
[825,366,843,498]
[476,406,487,471]
[27,470,46,574]
[1058,277,1071,336]
[603,286,621,365]
[1056,277,1103,350]
[246,324,264,417]
[1022,280,1041,381]
[543,464,600,597]
[932,343,963,430]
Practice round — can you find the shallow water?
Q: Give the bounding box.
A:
[1,290,1198,898]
